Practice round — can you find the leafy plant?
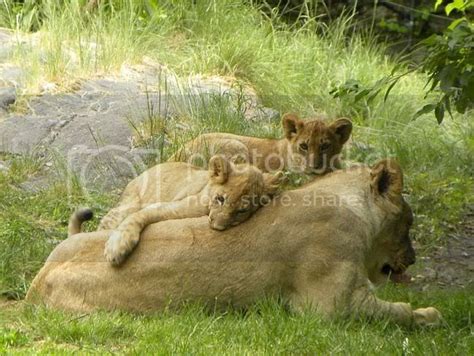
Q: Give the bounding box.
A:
[331,0,473,124]
[329,69,412,110]
[415,5,473,122]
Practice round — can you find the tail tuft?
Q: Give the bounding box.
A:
[68,208,94,237]
[77,208,93,222]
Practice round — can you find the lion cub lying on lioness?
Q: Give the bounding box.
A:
[70,156,283,265]
[170,113,352,174]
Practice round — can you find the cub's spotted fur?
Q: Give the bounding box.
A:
[170,113,352,174]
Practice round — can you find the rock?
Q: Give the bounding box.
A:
[64,145,149,191]
[410,205,474,291]
[423,267,437,280]
[40,81,57,93]
[0,64,24,87]
[0,61,278,190]
[0,115,55,154]
[0,29,14,62]
[0,87,16,111]
[19,175,52,193]
[245,106,280,122]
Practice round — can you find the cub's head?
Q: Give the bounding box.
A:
[367,159,416,285]
[282,113,352,174]
[207,155,283,231]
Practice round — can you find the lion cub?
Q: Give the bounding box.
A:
[69,156,283,266]
[170,113,352,174]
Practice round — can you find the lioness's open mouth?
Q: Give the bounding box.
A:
[381,264,411,284]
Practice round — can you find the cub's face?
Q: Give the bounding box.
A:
[368,160,416,284]
[282,114,352,174]
[207,156,283,231]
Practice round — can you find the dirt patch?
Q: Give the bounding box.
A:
[411,206,474,291]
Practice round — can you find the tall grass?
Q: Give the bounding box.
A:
[2,0,169,90]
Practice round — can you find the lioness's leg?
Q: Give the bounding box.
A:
[289,266,441,326]
[104,196,209,265]
[350,287,441,326]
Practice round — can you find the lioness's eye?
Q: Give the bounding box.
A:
[299,142,308,151]
[215,195,225,205]
[320,142,331,151]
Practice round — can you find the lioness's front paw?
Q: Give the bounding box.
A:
[104,230,138,266]
[413,307,442,326]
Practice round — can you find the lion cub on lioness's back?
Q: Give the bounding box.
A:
[170,113,352,174]
[69,156,283,266]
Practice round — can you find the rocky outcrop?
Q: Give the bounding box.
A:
[0,29,278,190]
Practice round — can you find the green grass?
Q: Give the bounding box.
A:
[0,0,473,353]
[1,286,473,354]
[0,153,115,298]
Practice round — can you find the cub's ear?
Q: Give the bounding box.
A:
[209,155,232,184]
[263,171,285,197]
[282,113,304,140]
[330,118,352,144]
[371,159,403,201]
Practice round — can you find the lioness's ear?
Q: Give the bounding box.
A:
[330,118,352,144]
[263,171,285,196]
[209,155,232,184]
[282,113,304,140]
[371,159,403,201]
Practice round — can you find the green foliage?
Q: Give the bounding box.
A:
[329,69,411,112]
[0,0,47,30]
[435,0,474,14]
[330,0,474,124]
[0,328,29,348]
[414,0,474,123]
[0,0,161,30]
[416,19,474,123]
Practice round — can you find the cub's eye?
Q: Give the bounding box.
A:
[320,142,331,151]
[215,195,225,205]
[299,142,308,151]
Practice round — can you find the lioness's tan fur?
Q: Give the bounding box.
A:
[27,160,440,326]
[170,114,353,173]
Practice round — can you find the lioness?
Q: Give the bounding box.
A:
[27,159,440,326]
[170,114,352,174]
[72,155,282,265]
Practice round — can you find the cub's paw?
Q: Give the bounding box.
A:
[104,230,138,266]
[413,307,442,326]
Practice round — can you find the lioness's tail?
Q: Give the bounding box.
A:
[68,208,93,237]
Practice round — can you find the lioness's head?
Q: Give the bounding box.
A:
[207,155,283,231]
[367,159,416,285]
[282,113,352,174]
